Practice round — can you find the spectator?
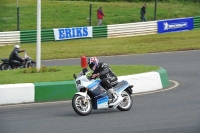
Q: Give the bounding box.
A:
[97,7,105,26]
[140,4,147,22]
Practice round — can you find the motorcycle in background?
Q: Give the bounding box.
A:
[72,68,133,116]
[0,51,36,70]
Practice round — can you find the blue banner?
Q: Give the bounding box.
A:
[157,17,194,33]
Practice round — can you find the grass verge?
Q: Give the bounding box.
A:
[0,29,200,60]
[0,65,159,84]
[0,0,199,31]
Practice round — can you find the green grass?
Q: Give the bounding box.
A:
[1,0,200,85]
[0,0,199,31]
[0,65,159,84]
[0,29,200,60]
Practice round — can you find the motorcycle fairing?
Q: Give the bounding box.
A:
[87,80,110,109]
[113,80,130,92]
[87,80,101,90]
[94,93,109,109]
[96,95,109,109]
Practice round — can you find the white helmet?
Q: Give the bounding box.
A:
[14,44,20,49]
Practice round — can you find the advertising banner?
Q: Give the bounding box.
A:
[53,26,92,41]
[157,17,193,33]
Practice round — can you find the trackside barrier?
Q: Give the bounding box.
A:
[0,16,199,45]
[0,68,169,105]
[92,25,107,38]
[34,81,77,102]
[194,16,200,29]
[107,21,157,38]
[0,83,34,105]
[20,29,54,43]
[0,31,20,45]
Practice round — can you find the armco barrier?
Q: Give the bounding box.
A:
[0,16,199,45]
[93,25,107,38]
[0,68,169,105]
[20,29,55,43]
[107,21,157,38]
[0,31,20,45]
[194,16,200,29]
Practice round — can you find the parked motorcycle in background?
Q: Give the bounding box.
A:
[72,68,133,116]
[0,51,36,70]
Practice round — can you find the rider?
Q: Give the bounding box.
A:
[88,57,122,104]
[9,44,25,68]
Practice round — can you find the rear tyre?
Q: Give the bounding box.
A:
[0,63,11,70]
[117,90,132,111]
[72,94,92,116]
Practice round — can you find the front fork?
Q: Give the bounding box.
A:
[75,90,90,104]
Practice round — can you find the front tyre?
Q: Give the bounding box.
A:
[72,94,92,116]
[117,90,133,111]
[27,62,36,68]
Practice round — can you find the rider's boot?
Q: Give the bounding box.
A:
[107,88,117,103]
[108,88,123,106]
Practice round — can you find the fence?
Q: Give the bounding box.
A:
[107,21,157,38]
[0,31,20,45]
[0,16,199,45]
[20,29,54,43]
[194,16,200,29]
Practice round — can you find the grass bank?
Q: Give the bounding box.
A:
[0,65,159,84]
[0,0,199,31]
[0,29,200,60]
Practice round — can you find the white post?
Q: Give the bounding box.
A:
[36,0,41,70]
[16,0,18,7]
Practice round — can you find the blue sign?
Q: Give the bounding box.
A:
[157,17,194,33]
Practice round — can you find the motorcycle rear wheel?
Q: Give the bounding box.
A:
[0,63,11,70]
[72,94,92,116]
[117,90,133,111]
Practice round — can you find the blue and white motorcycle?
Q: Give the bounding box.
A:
[72,68,133,116]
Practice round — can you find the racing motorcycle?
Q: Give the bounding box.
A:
[72,68,133,116]
[0,51,36,70]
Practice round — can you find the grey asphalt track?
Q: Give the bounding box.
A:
[0,50,200,133]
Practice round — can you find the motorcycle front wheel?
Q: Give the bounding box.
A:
[117,90,133,111]
[27,62,36,68]
[72,94,92,116]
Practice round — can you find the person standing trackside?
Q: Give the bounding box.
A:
[140,4,147,22]
[97,7,105,26]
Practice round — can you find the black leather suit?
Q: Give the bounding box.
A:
[9,49,23,67]
[92,62,118,89]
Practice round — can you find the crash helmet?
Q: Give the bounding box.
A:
[88,57,99,71]
[14,44,20,49]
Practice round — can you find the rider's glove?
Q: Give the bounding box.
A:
[92,73,100,78]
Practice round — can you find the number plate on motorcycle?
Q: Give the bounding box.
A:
[76,80,81,86]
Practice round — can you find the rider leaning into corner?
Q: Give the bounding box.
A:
[9,44,25,68]
[88,57,123,105]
